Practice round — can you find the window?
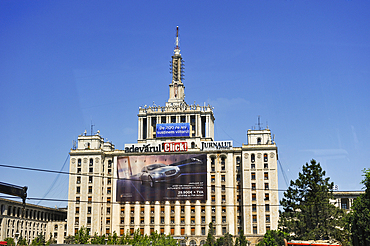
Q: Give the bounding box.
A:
[191,227,195,235]
[266,226,271,231]
[107,178,111,184]
[252,183,256,190]
[252,215,257,223]
[89,176,93,183]
[75,207,79,214]
[251,154,255,162]
[171,206,175,213]
[89,158,93,166]
[88,186,92,193]
[264,163,268,169]
[236,174,240,181]
[76,187,80,194]
[201,227,206,235]
[221,175,225,182]
[107,207,110,214]
[107,197,111,203]
[251,163,255,169]
[140,206,144,214]
[212,216,216,223]
[107,187,111,194]
[237,195,241,201]
[211,175,215,182]
[181,206,185,213]
[251,172,256,180]
[161,217,165,224]
[253,226,257,234]
[181,116,186,122]
[252,193,256,201]
[121,207,125,215]
[222,227,227,234]
[264,172,269,180]
[211,195,215,202]
[201,206,205,213]
[171,217,174,224]
[222,216,226,223]
[265,183,269,190]
[211,157,215,171]
[191,206,195,213]
[88,206,91,214]
[130,228,134,235]
[201,216,206,223]
[171,116,176,123]
[221,185,226,192]
[89,167,93,173]
[76,176,81,184]
[160,228,164,235]
[222,195,226,203]
[170,228,174,235]
[181,216,185,224]
[252,204,256,212]
[108,160,112,168]
[265,193,269,201]
[265,204,270,212]
[264,153,268,162]
[75,217,79,225]
[88,196,92,204]
[266,215,270,223]
[108,168,111,174]
[221,156,226,171]
[106,217,110,225]
[76,197,80,204]
[211,185,215,192]
[161,206,165,213]
[181,227,185,235]
[77,168,81,173]
[77,159,81,166]
[222,206,226,213]
[191,216,195,224]
[130,207,134,214]
[131,217,134,224]
[87,217,91,224]
[212,206,216,213]
[257,138,261,144]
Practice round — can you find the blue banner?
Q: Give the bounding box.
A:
[156,123,190,138]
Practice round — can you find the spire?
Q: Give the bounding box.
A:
[167,26,185,106]
[174,26,180,55]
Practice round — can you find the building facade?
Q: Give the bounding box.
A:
[67,27,279,245]
[0,198,67,244]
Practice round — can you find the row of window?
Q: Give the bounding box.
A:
[76,186,111,194]
[251,153,269,163]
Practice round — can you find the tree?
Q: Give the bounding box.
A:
[31,233,46,246]
[74,226,90,244]
[234,230,249,246]
[279,159,346,242]
[349,168,370,246]
[17,236,28,246]
[4,238,15,246]
[256,230,287,246]
[204,222,216,246]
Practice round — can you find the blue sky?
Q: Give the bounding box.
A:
[1,1,369,207]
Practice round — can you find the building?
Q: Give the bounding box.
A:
[331,190,365,211]
[0,198,67,244]
[67,27,279,245]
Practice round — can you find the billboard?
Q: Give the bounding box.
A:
[156,123,190,138]
[201,141,233,151]
[116,154,207,202]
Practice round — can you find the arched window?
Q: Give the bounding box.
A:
[200,240,206,246]
[264,153,268,162]
[257,137,261,144]
[77,159,81,167]
[221,156,226,171]
[251,154,255,163]
[89,158,93,166]
[189,240,197,246]
[180,240,186,246]
[191,142,195,149]
[210,156,216,172]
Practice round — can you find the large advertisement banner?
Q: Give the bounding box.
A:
[116,154,207,202]
[156,123,190,138]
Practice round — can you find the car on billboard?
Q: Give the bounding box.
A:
[140,163,180,187]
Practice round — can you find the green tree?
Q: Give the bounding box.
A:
[234,230,249,246]
[204,222,216,246]
[256,230,287,246]
[216,233,233,246]
[279,159,346,242]
[74,226,90,244]
[4,238,15,246]
[64,235,75,244]
[17,236,28,246]
[31,233,46,246]
[349,168,370,246]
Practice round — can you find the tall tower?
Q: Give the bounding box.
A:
[167,26,185,106]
